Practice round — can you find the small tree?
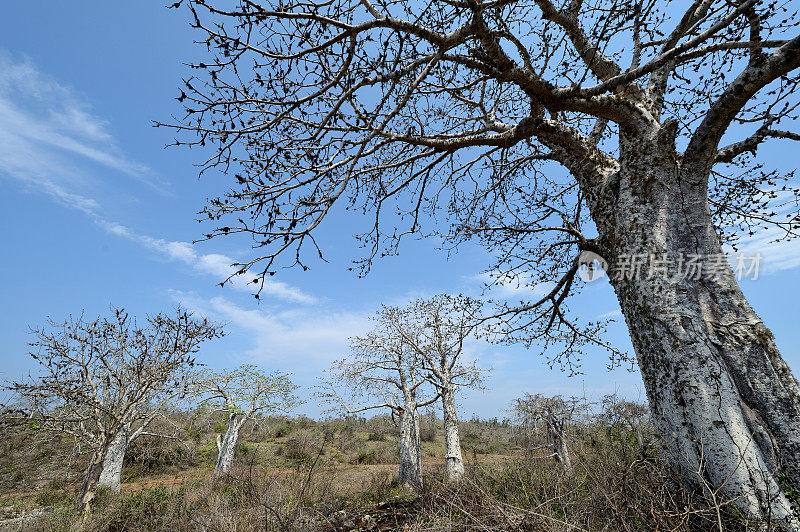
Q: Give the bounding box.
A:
[599,393,650,449]
[195,364,300,478]
[321,305,441,489]
[5,308,222,515]
[397,295,486,482]
[513,393,587,473]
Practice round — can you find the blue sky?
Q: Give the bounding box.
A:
[1,2,799,419]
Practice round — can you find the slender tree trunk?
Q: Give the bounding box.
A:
[79,442,109,516]
[598,131,800,527]
[631,423,643,449]
[441,387,464,482]
[547,418,571,473]
[214,416,243,477]
[97,424,131,494]
[398,403,423,489]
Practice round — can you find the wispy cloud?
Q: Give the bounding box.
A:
[717,183,800,275]
[730,229,800,276]
[0,52,315,305]
[100,221,317,304]
[0,52,161,201]
[596,309,623,320]
[170,290,370,371]
[465,271,554,299]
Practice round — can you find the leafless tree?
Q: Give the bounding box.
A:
[393,295,486,482]
[513,393,586,472]
[320,305,441,489]
[5,308,222,515]
[599,393,650,448]
[166,0,800,524]
[195,364,300,478]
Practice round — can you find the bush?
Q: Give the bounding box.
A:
[350,443,395,465]
[419,421,437,443]
[34,478,68,507]
[366,431,387,442]
[106,487,181,532]
[125,436,191,475]
[236,441,251,455]
[273,424,292,438]
[283,430,323,463]
[356,448,378,464]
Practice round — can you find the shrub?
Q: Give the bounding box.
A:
[125,436,190,475]
[105,487,181,532]
[272,424,292,438]
[236,441,251,455]
[419,422,437,443]
[34,478,68,507]
[366,431,386,442]
[356,448,377,464]
[283,430,323,463]
[350,444,395,465]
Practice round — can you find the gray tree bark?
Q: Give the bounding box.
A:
[441,386,464,482]
[546,417,571,473]
[79,447,106,517]
[398,403,423,490]
[97,424,131,494]
[596,126,800,527]
[214,415,243,477]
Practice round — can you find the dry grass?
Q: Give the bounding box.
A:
[0,413,763,531]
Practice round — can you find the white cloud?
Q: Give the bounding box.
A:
[722,184,800,276]
[730,229,800,276]
[0,53,316,305]
[169,290,370,371]
[596,309,623,320]
[466,271,554,299]
[0,52,160,200]
[100,221,317,304]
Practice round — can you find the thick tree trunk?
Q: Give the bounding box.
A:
[398,404,423,489]
[441,387,464,482]
[97,424,131,494]
[600,131,800,527]
[214,416,242,477]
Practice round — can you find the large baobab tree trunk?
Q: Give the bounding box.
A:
[398,404,423,489]
[600,130,800,526]
[79,429,123,515]
[441,387,464,482]
[214,415,244,477]
[97,424,131,494]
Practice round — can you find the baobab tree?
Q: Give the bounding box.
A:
[513,393,587,472]
[394,295,486,482]
[6,308,222,515]
[599,393,651,449]
[321,305,442,489]
[168,0,800,524]
[195,364,300,478]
